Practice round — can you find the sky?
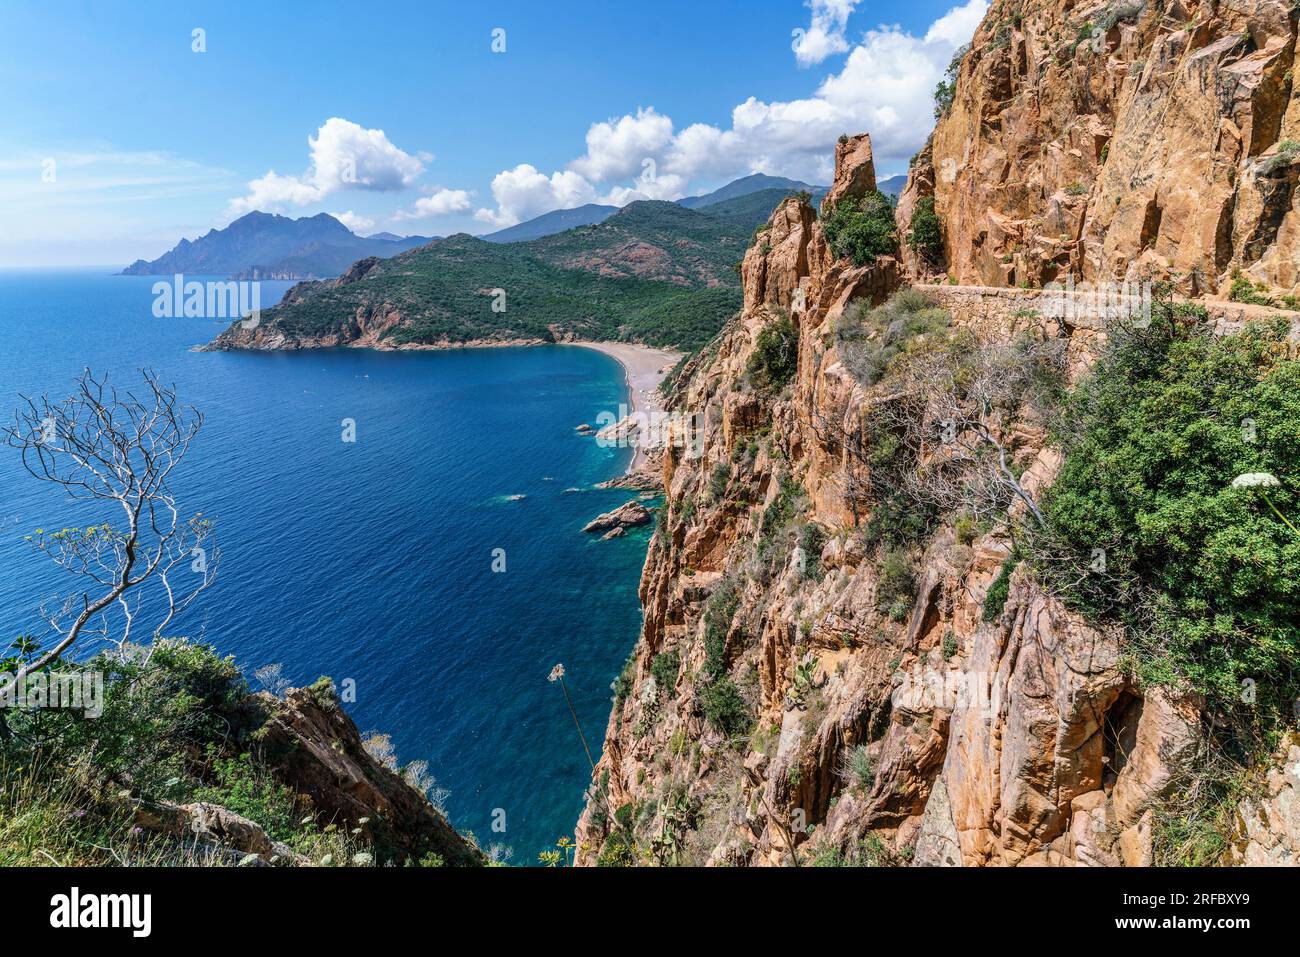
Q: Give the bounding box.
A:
[0,0,987,266]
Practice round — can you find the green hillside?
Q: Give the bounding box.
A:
[215,197,801,352]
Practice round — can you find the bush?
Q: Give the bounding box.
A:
[1229,272,1276,307]
[702,578,741,680]
[822,190,897,266]
[933,45,968,119]
[982,558,1015,622]
[192,750,302,843]
[907,196,944,262]
[698,676,752,738]
[746,314,800,391]
[876,549,917,622]
[1039,306,1300,716]
[708,462,731,501]
[798,522,827,579]
[650,651,681,696]
[839,743,875,791]
[835,288,950,387]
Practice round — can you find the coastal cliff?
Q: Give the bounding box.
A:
[896,0,1300,298]
[573,125,1300,866]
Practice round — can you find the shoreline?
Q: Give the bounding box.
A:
[567,341,682,472]
[205,331,683,475]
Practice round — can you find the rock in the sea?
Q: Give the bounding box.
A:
[602,527,627,540]
[595,471,662,492]
[575,423,594,433]
[583,499,652,533]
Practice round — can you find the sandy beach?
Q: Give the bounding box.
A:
[570,341,683,472]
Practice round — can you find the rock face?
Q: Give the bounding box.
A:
[570,124,1293,868]
[129,681,484,867]
[255,683,484,866]
[583,500,653,533]
[1228,733,1300,865]
[897,0,1300,299]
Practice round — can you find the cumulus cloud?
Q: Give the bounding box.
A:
[228,118,426,216]
[792,0,859,67]
[394,187,474,221]
[473,164,598,228]
[471,0,986,228]
[332,210,375,233]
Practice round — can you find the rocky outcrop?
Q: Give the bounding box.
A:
[255,682,484,866]
[125,679,484,867]
[583,500,653,533]
[571,121,1287,868]
[1228,733,1300,865]
[898,0,1300,299]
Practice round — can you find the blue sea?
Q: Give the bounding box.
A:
[0,269,648,862]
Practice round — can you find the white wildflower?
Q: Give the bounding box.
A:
[1231,472,1281,488]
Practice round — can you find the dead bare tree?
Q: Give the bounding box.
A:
[1,369,217,693]
[877,330,1066,529]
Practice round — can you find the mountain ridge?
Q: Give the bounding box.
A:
[120,211,433,280]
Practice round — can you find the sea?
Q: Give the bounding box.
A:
[0,268,650,863]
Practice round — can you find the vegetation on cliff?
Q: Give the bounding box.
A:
[0,639,481,866]
[820,189,897,266]
[1040,299,1300,721]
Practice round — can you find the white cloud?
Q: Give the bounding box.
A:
[332,210,375,233]
[473,165,598,228]
[228,118,426,216]
[792,0,859,67]
[925,0,987,46]
[569,108,675,182]
[394,187,474,221]
[471,0,986,228]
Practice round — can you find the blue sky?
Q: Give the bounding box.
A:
[0,0,987,265]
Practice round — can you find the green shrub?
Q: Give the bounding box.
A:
[798,522,827,579]
[1266,139,1300,173]
[747,314,800,391]
[708,462,731,501]
[702,578,741,680]
[612,654,637,706]
[698,676,752,738]
[907,196,944,262]
[650,651,681,695]
[192,750,302,843]
[840,743,875,790]
[822,190,897,266]
[748,312,795,390]
[933,45,967,118]
[982,558,1016,622]
[1229,273,1276,307]
[876,549,917,622]
[1039,305,1300,716]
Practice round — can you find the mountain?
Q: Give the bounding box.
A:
[482,203,619,243]
[479,174,832,245]
[695,187,827,226]
[209,199,771,353]
[119,212,432,280]
[678,172,827,209]
[877,173,907,199]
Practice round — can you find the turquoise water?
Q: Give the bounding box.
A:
[0,269,647,862]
